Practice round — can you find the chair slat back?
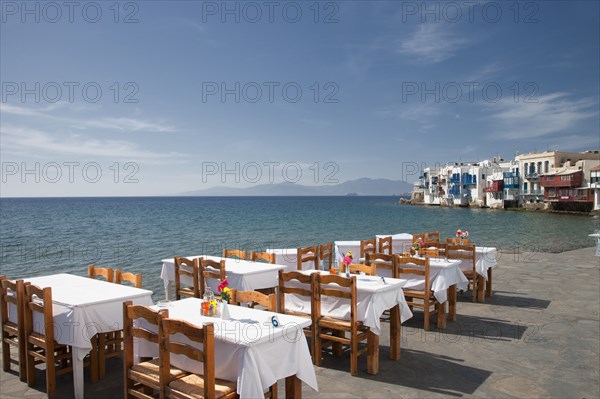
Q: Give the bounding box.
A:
[412,233,426,243]
[278,270,314,313]
[230,289,276,311]
[222,249,248,260]
[446,245,476,273]
[174,256,200,299]
[446,237,471,246]
[359,238,376,259]
[297,246,318,270]
[88,265,113,282]
[397,256,431,296]
[200,259,226,293]
[1,277,26,331]
[250,251,276,264]
[318,243,333,270]
[418,248,440,258]
[315,274,357,323]
[24,284,53,342]
[365,253,396,277]
[378,236,392,255]
[425,231,440,243]
[114,270,142,288]
[160,319,215,399]
[341,262,376,276]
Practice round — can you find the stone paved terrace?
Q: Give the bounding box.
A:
[1,247,599,398]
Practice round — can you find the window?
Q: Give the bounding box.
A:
[524,182,528,192]
[537,162,542,173]
[544,161,549,173]
[524,163,528,173]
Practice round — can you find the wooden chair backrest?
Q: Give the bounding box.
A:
[114,270,142,288]
[174,256,200,299]
[396,256,431,296]
[200,259,226,292]
[250,251,276,264]
[24,284,54,343]
[378,236,392,255]
[315,274,357,322]
[222,249,248,260]
[230,289,276,311]
[297,246,318,270]
[365,253,396,277]
[318,243,334,270]
[418,248,440,258]
[160,319,215,399]
[446,237,471,246]
[446,245,476,272]
[88,265,113,282]
[278,270,314,314]
[341,262,376,276]
[360,238,376,258]
[425,241,447,253]
[1,277,26,332]
[425,231,440,243]
[412,233,426,243]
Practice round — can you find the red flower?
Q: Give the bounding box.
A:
[217,279,228,293]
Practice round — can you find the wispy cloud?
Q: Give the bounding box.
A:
[486,92,598,139]
[397,24,471,64]
[0,104,176,133]
[1,125,185,162]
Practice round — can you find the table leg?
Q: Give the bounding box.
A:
[367,331,379,374]
[165,281,172,300]
[448,284,457,321]
[485,269,493,298]
[477,275,485,302]
[389,304,400,360]
[437,301,446,329]
[285,375,301,399]
[72,348,88,399]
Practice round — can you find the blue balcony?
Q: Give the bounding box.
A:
[462,173,477,185]
[449,173,461,184]
[503,172,520,189]
[449,186,461,196]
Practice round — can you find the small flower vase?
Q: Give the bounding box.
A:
[220,300,231,320]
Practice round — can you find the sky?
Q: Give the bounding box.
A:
[1,0,599,197]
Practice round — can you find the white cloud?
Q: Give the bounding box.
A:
[487,93,598,139]
[397,24,471,64]
[1,125,185,162]
[0,104,176,133]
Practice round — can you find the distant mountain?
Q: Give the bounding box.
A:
[180,178,412,196]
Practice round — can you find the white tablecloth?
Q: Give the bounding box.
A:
[591,232,600,256]
[375,233,414,255]
[284,270,412,335]
[161,255,285,299]
[17,274,154,399]
[474,247,498,280]
[136,298,318,399]
[266,248,319,272]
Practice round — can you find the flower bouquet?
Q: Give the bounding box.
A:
[411,239,425,255]
[456,229,469,245]
[342,251,353,276]
[216,278,232,320]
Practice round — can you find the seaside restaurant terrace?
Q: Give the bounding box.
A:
[1,231,598,399]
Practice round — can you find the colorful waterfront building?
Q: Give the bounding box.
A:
[591,165,600,211]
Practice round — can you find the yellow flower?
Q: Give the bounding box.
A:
[210,300,217,308]
[222,287,231,294]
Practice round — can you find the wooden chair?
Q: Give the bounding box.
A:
[160,319,237,399]
[446,237,471,246]
[340,262,376,276]
[377,236,392,255]
[365,253,396,278]
[418,248,441,258]
[313,274,372,375]
[87,265,113,282]
[318,243,334,270]
[95,270,143,379]
[424,241,447,257]
[447,244,479,302]
[123,301,173,399]
[250,251,276,264]
[1,276,27,381]
[278,270,316,358]
[229,288,276,311]
[296,246,318,271]
[397,256,444,331]
[425,231,440,243]
[114,270,142,288]
[174,256,201,300]
[359,238,377,263]
[222,249,248,260]
[200,258,227,295]
[24,285,79,398]
[412,233,426,244]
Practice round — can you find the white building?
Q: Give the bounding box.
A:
[591,165,600,211]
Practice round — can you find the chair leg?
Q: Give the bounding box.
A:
[269,382,278,399]
[423,302,430,331]
[26,344,35,387]
[46,350,56,399]
[486,269,493,298]
[313,330,321,366]
[90,336,98,383]
[1,341,9,372]
[350,332,358,376]
[98,333,106,379]
[436,302,446,329]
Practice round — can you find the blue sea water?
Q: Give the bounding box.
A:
[1,196,598,298]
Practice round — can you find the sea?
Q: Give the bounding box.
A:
[1,196,598,298]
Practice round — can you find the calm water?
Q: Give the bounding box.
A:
[1,196,598,297]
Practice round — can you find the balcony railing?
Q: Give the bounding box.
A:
[525,173,539,179]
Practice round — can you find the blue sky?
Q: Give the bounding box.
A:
[1,0,599,196]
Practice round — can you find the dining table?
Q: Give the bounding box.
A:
[160,255,286,299]
[285,270,413,374]
[265,248,319,271]
[135,298,318,399]
[14,273,154,399]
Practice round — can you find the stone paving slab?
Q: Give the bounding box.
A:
[1,247,598,398]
